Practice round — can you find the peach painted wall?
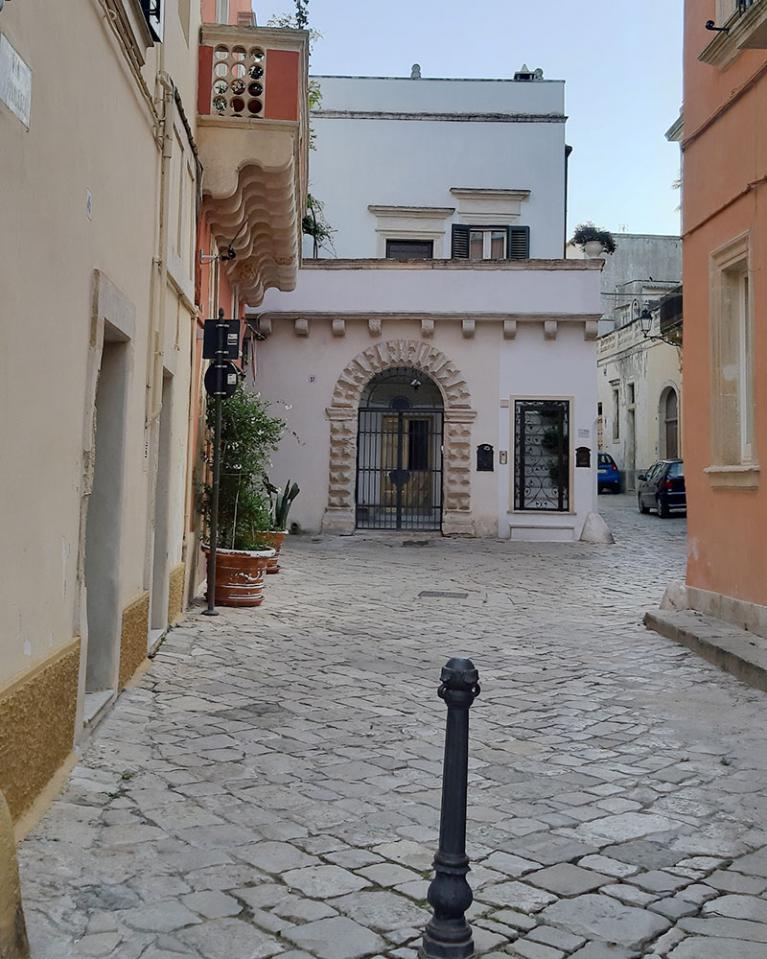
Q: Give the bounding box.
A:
[683,1,767,606]
[201,0,254,24]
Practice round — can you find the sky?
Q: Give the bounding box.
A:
[258,0,684,238]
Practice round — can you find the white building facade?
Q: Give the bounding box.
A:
[584,236,683,491]
[249,70,603,541]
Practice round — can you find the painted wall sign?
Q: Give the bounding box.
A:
[0,34,31,128]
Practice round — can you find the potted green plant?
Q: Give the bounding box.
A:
[262,480,300,573]
[201,386,285,607]
[572,223,616,257]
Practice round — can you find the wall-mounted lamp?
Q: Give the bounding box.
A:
[640,308,681,346]
[705,19,730,33]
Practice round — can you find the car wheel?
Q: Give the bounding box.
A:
[657,495,670,519]
[638,495,649,514]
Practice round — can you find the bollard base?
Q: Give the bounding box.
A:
[419,920,475,959]
[419,936,474,958]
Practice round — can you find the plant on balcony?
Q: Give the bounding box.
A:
[201,386,285,605]
[572,223,616,256]
[303,193,333,256]
[268,6,333,256]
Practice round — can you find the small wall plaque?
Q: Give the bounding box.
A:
[576,446,591,468]
[477,444,494,472]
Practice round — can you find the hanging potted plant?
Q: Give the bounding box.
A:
[201,386,285,607]
[572,223,616,258]
[262,480,300,574]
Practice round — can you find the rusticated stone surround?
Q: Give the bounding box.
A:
[323,340,476,535]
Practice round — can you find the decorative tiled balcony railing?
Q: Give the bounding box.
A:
[210,42,266,119]
[198,24,305,123]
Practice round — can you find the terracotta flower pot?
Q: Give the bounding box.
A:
[260,530,287,574]
[202,546,276,607]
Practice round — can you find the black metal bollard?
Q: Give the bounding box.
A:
[420,657,480,959]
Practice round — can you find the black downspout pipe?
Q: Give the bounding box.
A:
[564,144,573,256]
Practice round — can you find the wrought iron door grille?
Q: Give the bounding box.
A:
[356,406,444,531]
[514,399,570,511]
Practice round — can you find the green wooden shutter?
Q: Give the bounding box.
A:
[507,226,530,260]
[451,225,470,258]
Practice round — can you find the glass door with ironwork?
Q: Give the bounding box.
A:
[514,399,570,511]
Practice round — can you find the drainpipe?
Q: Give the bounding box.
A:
[564,144,573,256]
[146,68,175,428]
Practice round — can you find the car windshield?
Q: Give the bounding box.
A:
[668,461,684,477]
[599,454,613,466]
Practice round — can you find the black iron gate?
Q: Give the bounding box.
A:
[355,403,444,531]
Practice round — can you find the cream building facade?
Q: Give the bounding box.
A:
[0,0,202,828]
[0,0,308,839]
[249,71,603,542]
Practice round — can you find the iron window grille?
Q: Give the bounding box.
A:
[514,399,570,511]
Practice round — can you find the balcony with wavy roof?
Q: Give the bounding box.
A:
[197,23,309,304]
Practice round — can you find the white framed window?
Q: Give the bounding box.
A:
[216,0,229,23]
[469,229,507,260]
[710,232,756,472]
[716,0,739,23]
[738,270,754,462]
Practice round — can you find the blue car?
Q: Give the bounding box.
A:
[598,452,621,493]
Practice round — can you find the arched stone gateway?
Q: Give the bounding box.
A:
[323,340,477,535]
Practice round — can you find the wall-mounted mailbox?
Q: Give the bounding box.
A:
[477,444,494,472]
[576,446,591,468]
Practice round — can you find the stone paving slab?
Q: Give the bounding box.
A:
[18,498,767,958]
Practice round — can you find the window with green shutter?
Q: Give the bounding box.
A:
[451,224,529,260]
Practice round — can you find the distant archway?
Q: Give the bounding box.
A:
[323,340,476,534]
[660,386,679,459]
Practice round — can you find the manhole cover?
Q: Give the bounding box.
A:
[418,590,469,599]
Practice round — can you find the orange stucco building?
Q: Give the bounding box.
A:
[680,1,767,630]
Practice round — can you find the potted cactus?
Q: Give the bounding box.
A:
[262,480,300,574]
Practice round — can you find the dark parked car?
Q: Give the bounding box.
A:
[598,452,621,493]
[637,459,686,517]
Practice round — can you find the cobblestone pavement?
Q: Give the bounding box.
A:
[19,497,767,958]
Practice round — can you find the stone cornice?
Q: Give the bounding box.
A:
[257,311,602,324]
[450,187,531,202]
[201,23,309,52]
[368,205,455,218]
[299,258,603,272]
[312,110,566,124]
